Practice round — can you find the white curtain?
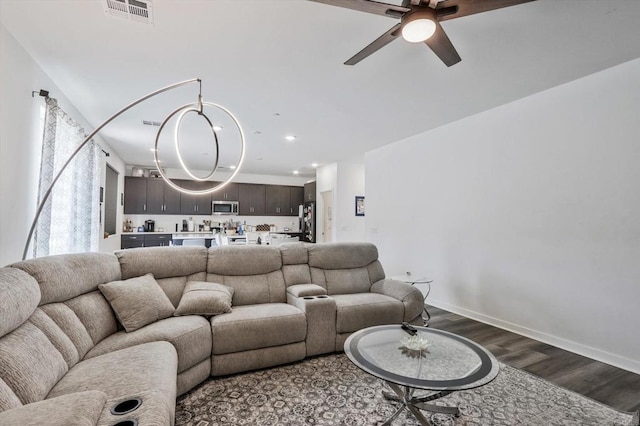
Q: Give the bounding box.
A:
[34,98,103,257]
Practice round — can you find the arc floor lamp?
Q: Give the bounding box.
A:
[23,77,246,260]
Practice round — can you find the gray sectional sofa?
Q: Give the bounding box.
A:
[0,242,423,426]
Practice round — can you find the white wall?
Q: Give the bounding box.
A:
[366,59,640,374]
[335,158,366,242]
[316,163,338,242]
[0,24,126,265]
[315,159,367,243]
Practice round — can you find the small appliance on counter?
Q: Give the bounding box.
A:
[144,220,155,232]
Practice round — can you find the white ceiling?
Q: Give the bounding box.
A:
[2,0,640,178]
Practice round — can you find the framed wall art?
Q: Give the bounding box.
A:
[355,196,365,216]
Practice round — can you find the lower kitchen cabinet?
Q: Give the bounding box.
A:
[121,234,172,249]
[144,234,172,247]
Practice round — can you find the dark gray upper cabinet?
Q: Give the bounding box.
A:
[238,183,266,216]
[304,181,316,202]
[178,179,212,215]
[124,177,302,217]
[146,178,181,214]
[266,185,304,216]
[266,185,291,216]
[211,182,239,201]
[290,186,304,214]
[124,177,147,214]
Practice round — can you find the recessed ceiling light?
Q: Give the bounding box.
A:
[213,125,223,132]
[273,112,280,116]
[311,163,318,168]
[285,135,296,142]
[150,148,157,152]
[293,170,299,175]
[229,165,237,170]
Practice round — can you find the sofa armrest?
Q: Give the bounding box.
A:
[286,284,327,298]
[0,390,107,426]
[370,278,424,323]
[287,291,336,356]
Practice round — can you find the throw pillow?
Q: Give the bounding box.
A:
[99,273,175,332]
[174,281,234,316]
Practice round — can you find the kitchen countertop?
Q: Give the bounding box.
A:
[123,231,216,235]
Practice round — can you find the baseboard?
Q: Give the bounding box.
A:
[428,298,640,375]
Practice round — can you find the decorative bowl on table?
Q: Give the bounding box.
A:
[399,335,430,358]
[401,335,430,351]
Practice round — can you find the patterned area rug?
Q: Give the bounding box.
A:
[176,353,632,425]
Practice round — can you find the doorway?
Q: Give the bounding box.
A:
[321,190,333,242]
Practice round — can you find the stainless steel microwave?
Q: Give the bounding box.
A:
[212,200,239,215]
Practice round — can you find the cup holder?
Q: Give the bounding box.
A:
[317,295,328,298]
[110,398,142,416]
[303,296,315,300]
[113,420,138,426]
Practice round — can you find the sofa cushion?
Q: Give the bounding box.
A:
[207,245,282,276]
[286,284,327,297]
[156,272,207,307]
[311,267,372,295]
[279,242,309,265]
[0,268,40,338]
[28,309,81,368]
[48,341,178,426]
[0,390,106,426]
[308,242,378,269]
[85,316,212,374]
[99,273,175,332]
[211,271,286,306]
[116,246,208,280]
[210,303,306,354]
[333,293,404,333]
[0,377,21,412]
[282,264,312,286]
[10,253,121,305]
[0,322,67,405]
[63,290,118,346]
[39,303,94,359]
[174,281,234,316]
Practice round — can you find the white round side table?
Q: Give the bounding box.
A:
[389,274,434,326]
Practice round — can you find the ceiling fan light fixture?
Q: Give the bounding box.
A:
[401,11,437,43]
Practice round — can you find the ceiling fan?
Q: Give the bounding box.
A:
[309,0,535,67]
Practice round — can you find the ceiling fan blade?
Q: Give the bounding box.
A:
[344,23,402,65]
[424,21,461,66]
[308,0,409,18]
[437,0,536,22]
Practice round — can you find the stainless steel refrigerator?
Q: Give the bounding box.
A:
[303,202,315,243]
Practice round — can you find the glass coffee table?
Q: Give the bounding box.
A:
[344,324,499,425]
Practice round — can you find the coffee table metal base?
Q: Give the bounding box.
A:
[380,382,458,425]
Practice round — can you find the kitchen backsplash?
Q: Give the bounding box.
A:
[124,214,301,233]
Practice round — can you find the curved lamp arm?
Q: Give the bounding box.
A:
[22,78,201,260]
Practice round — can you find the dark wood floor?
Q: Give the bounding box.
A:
[426,305,640,412]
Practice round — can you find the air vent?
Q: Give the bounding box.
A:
[103,0,154,25]
[142,120,161,126]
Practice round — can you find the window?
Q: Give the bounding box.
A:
[34,98,102,257]
[104,164,119,236]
